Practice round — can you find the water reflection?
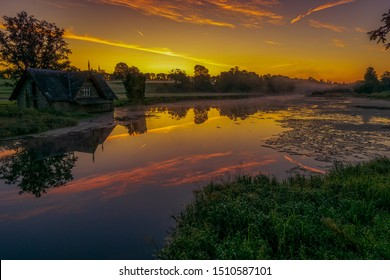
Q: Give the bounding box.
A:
[0,97,389,260]
[0,126,115,197]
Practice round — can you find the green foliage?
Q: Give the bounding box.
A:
[0,109,83,139]
[168,69,191,91]
[123,68,146,100]
[157,158,390,260]
[355,67,382,94]
[0,11,72,76]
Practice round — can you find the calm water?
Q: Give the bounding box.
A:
[1,97,389,259]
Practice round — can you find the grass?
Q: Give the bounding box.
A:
[0,108,90,139]
[156,157,390,260]
[368,91,390,99]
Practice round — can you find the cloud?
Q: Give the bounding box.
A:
[355,27,367,33]
[291,0,355,24]
[284,155,325,174]
[64,30,232,67]
[92,0,283,28]
[270,63,297,68]
[309,20,348,32]
[332,39,346,48]
[265,40,282,45]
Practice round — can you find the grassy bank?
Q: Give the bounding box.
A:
[157,157,390,260]
[0,108,90,139]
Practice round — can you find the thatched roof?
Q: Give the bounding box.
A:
[10,68,117,101]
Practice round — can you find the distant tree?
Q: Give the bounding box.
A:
[215,66,263,92]
[156,73,167,80]
[168,68,190,91]
[368,9,390,49]
[381,71,390,90]
[123,66,146,100]
[193,65,214,92]
[0,11,71,76]
[112,62,129,80]
[355,67,381,93]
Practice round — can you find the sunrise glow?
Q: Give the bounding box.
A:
[0,0,389,81]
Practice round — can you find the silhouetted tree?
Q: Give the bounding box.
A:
[216,67,263,92]
[380,71,390,90]
[0,11,71,76]
[193,64,214,92]
[168,68,190,91]
[368,9,390,49]
[112,62,129,80]
[355,67,381,93]
[123,66,146,100]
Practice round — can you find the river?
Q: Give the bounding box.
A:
[0,96,389,259]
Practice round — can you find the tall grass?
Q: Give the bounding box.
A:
[0,109,89,139]
[157,157,390,259]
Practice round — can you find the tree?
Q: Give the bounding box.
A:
[168,68,190,91]
[355,67,381,93]
[123,66,146,100]
[112,62,129,80]
[193,64,213,92]
[368,9,390,49]
[381,71,390,90]
[0,11,71,76]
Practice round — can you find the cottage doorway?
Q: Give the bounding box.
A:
[32,82,38,109]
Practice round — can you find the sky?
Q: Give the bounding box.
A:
[0,0,389,82]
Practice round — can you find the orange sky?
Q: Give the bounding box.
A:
[0,0,389,82]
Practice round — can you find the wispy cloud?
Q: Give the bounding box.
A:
[265,40,282,45]
[64,30,232,67]
[92,0,283,28]
[270,63,297,68]
[355,27,367,33]
[291,0,355,24]
[332,39,346,48]
[309,19,348,32]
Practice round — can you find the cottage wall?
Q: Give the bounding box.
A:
[52,102,79,112]
[16,79,50,110]
[75,81,100,99]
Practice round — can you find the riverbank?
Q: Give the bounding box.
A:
[157,157,390,260]
[0,108,90,139]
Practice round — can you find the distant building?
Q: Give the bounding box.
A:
[9,68,118,113]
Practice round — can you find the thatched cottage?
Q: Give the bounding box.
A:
[10,68,117,113]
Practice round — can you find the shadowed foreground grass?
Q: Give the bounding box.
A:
[0,108,90,139]
[157,158,390,260]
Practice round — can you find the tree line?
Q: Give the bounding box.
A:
[354,67,390,94]
[1,10,390,97]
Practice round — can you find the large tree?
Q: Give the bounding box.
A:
[0,11,71,76]
[368,9,390,49]
[193,64,213,92]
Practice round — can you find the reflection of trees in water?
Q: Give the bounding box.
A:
[150,106,189,120]
[0,126,114,197]
[193,107,210,124]
[218,105,259,121]
[0,149,77,197]
[168,107,189,120]
[125,117,147,135]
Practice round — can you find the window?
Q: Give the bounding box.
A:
[81,86,91,96]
